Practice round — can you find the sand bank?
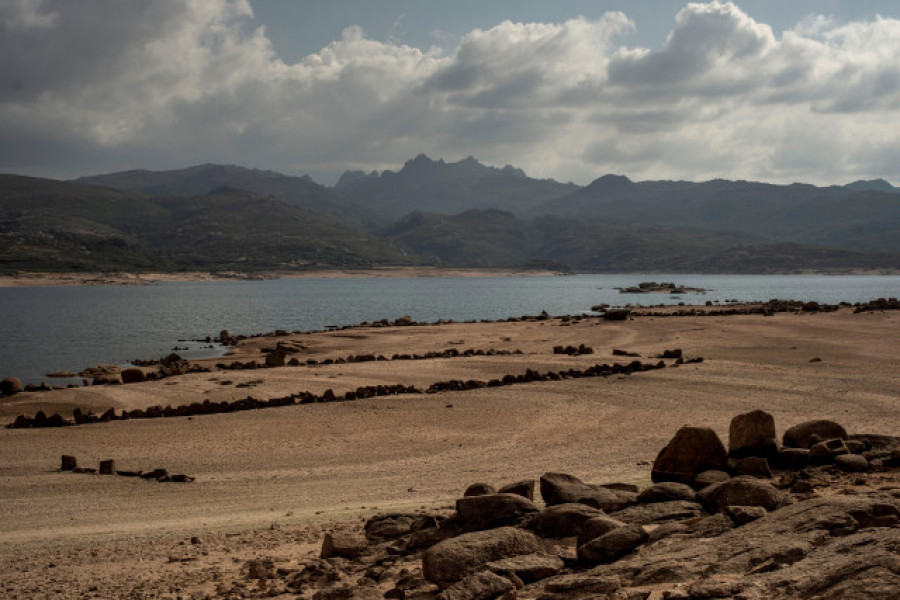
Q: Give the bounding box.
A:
[0,267,562,287]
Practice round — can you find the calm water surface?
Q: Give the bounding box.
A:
[1,274,899,386]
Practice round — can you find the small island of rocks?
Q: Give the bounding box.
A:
[617,281,708,294]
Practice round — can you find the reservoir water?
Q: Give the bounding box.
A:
[1,273,899,386]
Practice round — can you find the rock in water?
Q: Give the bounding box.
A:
[651,426,728,485]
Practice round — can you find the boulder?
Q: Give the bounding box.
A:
[729,409,778,458]
[636,481,697,504]
[1,376,23,396]
[463,483,497,497]
[727,505,767,526]
[498,479,535,500]
[437,570,514,600]
[774,447,809,469]
[651,426,728,485]
[698,476,787,513]
[733,456,773,479]
[810,438,850,464]
[526,503,604,538]
[320,532,367,559]
[540,472,632,511]
[484,553,564,584]
[609,500,705,525]
[577,524,648,563]
[120,368,146,384]
[576,515,629,547]
[834,454,869,473]
[422,527,540,588]
[265,350,287,367]
[783,420,848,449]
[364,513,437,541]
[692,469,731,490]
[455,493,539,531]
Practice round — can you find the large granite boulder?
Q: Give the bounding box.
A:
[422,527,540,588]
[636,481,697,504]
[783,419,848,449]
[698,476,787,513]
[364,513,437,541]
[651,426,728,485]
[540,472,634,511]
[437,570,514,600]
[609,500,705,525]
[577,524,648,564]
[526,503,605,538]
[455,493,539,531]
[729,409,778,458]
[498,479,535,500]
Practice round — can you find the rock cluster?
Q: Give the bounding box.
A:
[59,455,194,482]
[284,412,900,600]
[552,344,594,356]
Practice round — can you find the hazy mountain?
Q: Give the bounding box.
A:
[75,164,382,229]
[379,207,900,273]
[381,209,534,267]
[0,175,409,273]
[5,160,900,274]
[335,154,580,218]
[842,179,899,193]
[537,176,900,253]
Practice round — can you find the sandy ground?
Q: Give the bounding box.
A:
[0,267,561,287]
[1,307,898,597]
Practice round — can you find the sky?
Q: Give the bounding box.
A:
[3,0,900,187]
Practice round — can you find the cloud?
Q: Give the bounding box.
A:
[2,0,900,186]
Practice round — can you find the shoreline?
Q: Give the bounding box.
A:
[0,267,564,287]
[2,267,899,287]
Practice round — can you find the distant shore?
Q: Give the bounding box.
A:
[2,267,899,287]
[0,267,564,287]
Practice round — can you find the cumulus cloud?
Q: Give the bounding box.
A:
[2,0,900,186]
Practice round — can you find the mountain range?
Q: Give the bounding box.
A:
[2,155,899,274]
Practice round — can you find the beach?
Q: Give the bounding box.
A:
[1,305,898,597]
[0,268,564,288]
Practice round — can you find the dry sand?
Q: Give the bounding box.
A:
[1,307,898,598]
[0,267,560,287]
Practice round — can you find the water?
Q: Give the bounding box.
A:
[1,274,899,386]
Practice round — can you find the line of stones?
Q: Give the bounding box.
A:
[6,358,680,430]
[58,455,194,482]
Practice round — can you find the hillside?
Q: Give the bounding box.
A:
[0,176,410,273]
[76,164,381,229]
[381,209,900,273]
[336,154,580,218]
[538,176,900,254]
